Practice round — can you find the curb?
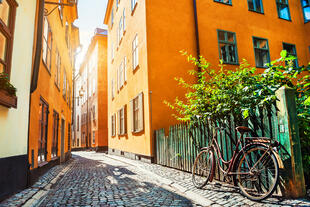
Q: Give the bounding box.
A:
[103,153,214,207]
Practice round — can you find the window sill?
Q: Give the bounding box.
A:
[248,9,264,15]
[131,3,138,16]
[213,1,232,6]
[278,17,291,22]
[42,60,52,76]
[132,129,144,135]
[0,89,17,109]
[38,161,48,168]
[222,61,239,65]
[133,64,140,73]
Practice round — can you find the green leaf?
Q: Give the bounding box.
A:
[280,50,287,59]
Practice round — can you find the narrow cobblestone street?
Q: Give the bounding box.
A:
[1,152,310,207]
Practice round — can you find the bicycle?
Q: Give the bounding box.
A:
[192,126,281,201]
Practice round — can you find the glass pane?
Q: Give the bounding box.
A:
[255,0,262,12]
[0,0,10,26]
[248,0,254,10]
[218,31,225,41]
[0,32,7,61]
[219,43,228,62]
[279,5,290,20]
[258,39,267,49]
[227,32,234,43]
[283,44,295,55]
[228,45,237,63]
[304,6,310,21]
[255,49,268,67]
[302,0,310,7]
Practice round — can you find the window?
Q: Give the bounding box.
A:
[42,17,52,72]
[131,93,144,133]
[38,98,49,163]
[217,30,238,64]
[63,72,67,99]
[77,115,79,131]
[124,56,127,81]
[248,0,264,13]
[283,43,298,67]
[92,131,95,144]
[116,0,119,10]
[92,105,96,121]
[118,105,127,135]
[131,0,137,12]
[123,8,126,32]
[276,0,291,20]
[118,17,123,45]
[132,35,139,69]
[118,60,125,90]
[58,0,63,22]
[52,111,59,158]
[253,37,270,68]
[82,132,85,144]
[55,50,61,88]
[111,79,115,99]
[0,0,17,76]
[301,0,310,22]
[214,0,232,5]
[111,114,116,136]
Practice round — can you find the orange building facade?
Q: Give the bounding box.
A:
[73,28,108,152]
[28,0,79,180]
[104,0,310,162]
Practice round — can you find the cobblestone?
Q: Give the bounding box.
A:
[1,151,310,207]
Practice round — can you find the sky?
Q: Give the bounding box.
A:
[73,0,108,73]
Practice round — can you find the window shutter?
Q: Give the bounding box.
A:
[124,56,127,81]
[130,99,134,132]
[138,92,144,131]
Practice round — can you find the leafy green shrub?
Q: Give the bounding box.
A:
[166,51,310,185]
[0,73,17,96]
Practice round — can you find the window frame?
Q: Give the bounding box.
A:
[131,93,144,133]
[132,35,139,70]
[214,0,232,5]
[301,0,310,23]
[276,0,291,21]
[282,42,298,67]
[52,110,59,158]
[111,114,116,137]
[42,17,52,72]
[247,0,264,14]
[131,0,138,13]
[38,97,49,164]
[217,29,239,65]
[0,0,18,78]
[252,36,270,68]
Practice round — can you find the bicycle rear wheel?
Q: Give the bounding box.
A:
[236,146,279,201]
[192,148,214,188]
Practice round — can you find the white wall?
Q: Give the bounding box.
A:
[0,0,37,158]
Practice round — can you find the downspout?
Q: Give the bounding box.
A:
[193,0,201,72]
[27,0,45,187]
[30,0,45,93]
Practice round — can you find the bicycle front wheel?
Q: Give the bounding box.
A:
[192,148,214,188]
[236,146,279,201]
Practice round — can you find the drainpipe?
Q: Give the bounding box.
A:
[27,0,45,187]
[193,0,201,72]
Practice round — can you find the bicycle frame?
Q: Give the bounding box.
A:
[208,129,275,177]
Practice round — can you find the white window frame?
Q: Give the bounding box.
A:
[132,35,139,70]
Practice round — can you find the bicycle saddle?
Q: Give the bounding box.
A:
[236,126,251,133]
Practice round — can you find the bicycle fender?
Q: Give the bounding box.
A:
[273,151,284,169]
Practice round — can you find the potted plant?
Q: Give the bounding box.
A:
[0,72,17,108]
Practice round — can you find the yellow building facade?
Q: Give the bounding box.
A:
[28,0,79,182]
[104,0,310,162]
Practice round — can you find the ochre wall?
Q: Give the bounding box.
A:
[0,0,37,158]
[28,2,78,169]
[106,0,152,157]
[97,35,109,148]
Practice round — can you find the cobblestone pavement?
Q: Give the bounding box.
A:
[105,153,310,207]
[1,151,310,207]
